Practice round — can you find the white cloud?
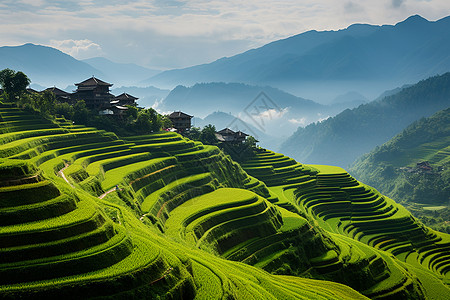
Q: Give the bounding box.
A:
[255,107,289,120]
[0,0,449,68]
[318,116,330,122]
[49,39,103,59]
[289,117,307,125]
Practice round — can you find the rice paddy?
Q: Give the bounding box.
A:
[0,103,449,299]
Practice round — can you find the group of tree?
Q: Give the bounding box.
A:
[0,68,171,136]
[0,69,30,102]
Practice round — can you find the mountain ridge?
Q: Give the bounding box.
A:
[144,14,450,101]
[280,72,450,168]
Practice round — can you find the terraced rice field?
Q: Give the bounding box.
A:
[0,104,375,299]
[242,149,450,298]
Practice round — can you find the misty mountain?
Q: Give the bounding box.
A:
[111,86,170,108]
[332,91,367,105]
[157,82,362,139]
[82,57,161,87]
[0,43,103,88]
[144,15,450,102]
[280,72,450,168]
[160,82,321,116]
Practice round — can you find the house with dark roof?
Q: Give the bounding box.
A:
[168,111,193,133]
[113,93,138,107]
[216,128,248,144]
[44,87,72,103]
[72,77,114,109]
[42,77,139,116]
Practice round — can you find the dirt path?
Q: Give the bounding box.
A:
[99,187,123,199]
[58,163,74,188]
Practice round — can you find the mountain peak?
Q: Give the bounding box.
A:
[396,14,429,27]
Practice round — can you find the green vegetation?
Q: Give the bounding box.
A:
[350,108,450,233]
[1,100,449,299]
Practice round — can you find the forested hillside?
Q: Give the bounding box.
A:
[281,72,450,167]
[350,108,450,232]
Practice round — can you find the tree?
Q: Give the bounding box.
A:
[73,100,90,124]
[35,90,56,115]
[0,69,30,101]
[200,124,218,145]
[187,126,201,140]
[159,115,172,129]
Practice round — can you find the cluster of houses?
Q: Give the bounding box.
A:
[34,76,139,116]
[10,75,251,144]
[167,111,251,144]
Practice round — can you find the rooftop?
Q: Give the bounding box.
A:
[75,76,113,87]
[169,111,193,118]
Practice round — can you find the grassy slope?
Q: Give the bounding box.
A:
[241,149,450,297]
[1,103,449,299]
[0,103,369,299]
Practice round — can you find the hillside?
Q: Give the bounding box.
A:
[350,108,450,232]
[0,102,449,299]
[0,44,102,87]
[281,72,450,168]
[145,15,450,101]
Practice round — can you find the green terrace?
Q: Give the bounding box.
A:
[0,103,449,299]
[242,149,450,295]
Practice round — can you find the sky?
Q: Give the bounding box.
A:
[0,0,449,70]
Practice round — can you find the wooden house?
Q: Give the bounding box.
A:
[216,128,248,144]
[72,77,114,109]
[112,93,138,107]
[168,111,193,133]
[43,87,73,103]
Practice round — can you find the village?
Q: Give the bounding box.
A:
[33,76,251,145]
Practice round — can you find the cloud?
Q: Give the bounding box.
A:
[344,1,365,13]
[392,0,405,8]
[289,117,307,125]
[49,39,103,59]
[0,0,449,69]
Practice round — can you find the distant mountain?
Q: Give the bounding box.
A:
[280,72,450,168]
[82,57,160,87]
[332,91,367,105]
[0,43,102,87]
[144,15,450,101]
[111,86,170,108]
[350,107,450,206]
[158,82,362,141]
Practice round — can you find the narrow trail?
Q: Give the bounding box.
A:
[128,165,175,186]
[58,163,74,188]
[99,187,123,199]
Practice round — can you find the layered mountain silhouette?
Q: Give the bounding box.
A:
[281,72,450,168]
[159,82,363,148]
[0,44,160,88]
[0,44,102,87]
[82,57,160,87]
[145,15,450,101]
